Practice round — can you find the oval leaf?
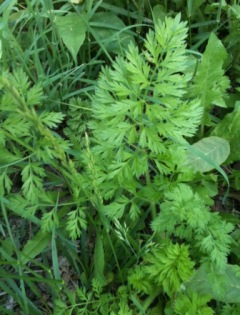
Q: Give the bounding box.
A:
[187,263,240,303]
[187,136,230,172]
[55,13,87,62]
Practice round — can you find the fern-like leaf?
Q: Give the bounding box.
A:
[90,13,203,188]
[144,241,194,297]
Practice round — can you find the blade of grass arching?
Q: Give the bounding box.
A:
[24,279,51,314]
[51,198,61,284]
[0,0,16,14]
[24,273,54,314]
[87,25,113,63]
[89,22,142,49]
[0,222,5,237]
[0,270,43,315]
[0,306,16,315]
[1,199,29,314]
[0,277,21,314]
[87,23,145,68]
[135,0,146,34]
[0,245,56,282]
[84,0,102,20]
[100,2,152,23]
[190,20,218,29]
[131,294,147,315]
[3,26,36,82]
[62,85,95,100]
[0,199,17,255]
[0,246,16,266]
[190,32,211,50]
[57,232,84,277]
[0,247,61,308]
[32,36,46,79]
[217,0,223,23]
[0,270,63,289]
[1,25,31,77]
[41,64,86,87]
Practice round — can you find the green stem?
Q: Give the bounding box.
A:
[145,168,157,221]
[142,288,162,312]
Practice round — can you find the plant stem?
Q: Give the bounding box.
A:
[145,167,157,221]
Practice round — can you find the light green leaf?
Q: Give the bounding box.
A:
[20,230,51,265]
[187,263,240,303]
[103,202,126,219]
[186,136,230,172]
[55,13,87,62]
[39,111,65,129]
[212,106,240,163]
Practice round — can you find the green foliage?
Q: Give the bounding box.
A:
[0,69,85,239]
[166,291,214,315]
[152,184,233,270]
[64,98,91,147]
[88,14,203,225]
[1,2,240,314]
[144,242,194,297]
[53,280,134,315]
[220,304,240,315]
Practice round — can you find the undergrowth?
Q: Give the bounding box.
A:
[0,1,240,314]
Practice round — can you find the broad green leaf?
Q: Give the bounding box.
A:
[187,263,240,303]
[55,13,87,62]
[20,230,51,265]
[186,136,230,172]
[212,106,240,163]
[93,233,105,285]
[189,33,230,114]
[90,12,133,54]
